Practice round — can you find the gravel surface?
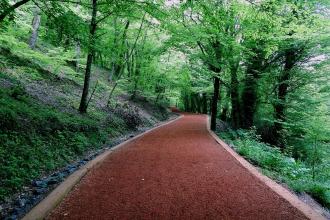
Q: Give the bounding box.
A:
[48,114,308,220]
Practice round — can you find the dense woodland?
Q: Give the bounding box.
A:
[0,0,330,215]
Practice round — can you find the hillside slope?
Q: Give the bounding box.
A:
[0,32,173,218]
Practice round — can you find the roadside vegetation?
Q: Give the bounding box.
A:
[219,128,330,208]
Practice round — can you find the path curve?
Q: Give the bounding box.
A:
[47,114,322,220]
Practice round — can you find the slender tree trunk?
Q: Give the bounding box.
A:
[29,7,41,49]
[79,0,98,113]
[183,94,189,112]
[230,61,241,128]
[0,0,30,23]
[116,20,130,76]
[109,17,118,81]
[211,76,220,131]
[202,93,208,114]
[126,41,132,77]
[75,40,81,72]
[196,94,203,113]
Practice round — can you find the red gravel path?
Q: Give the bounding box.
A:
[48,114,308,220]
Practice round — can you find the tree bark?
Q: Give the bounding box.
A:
[0,0,30,23]
[274,49,295,146]
[241,50,262,129]
[211,76,220,131]
[202,93,208,114]
[29,7,41,49]
[230,61,241,128]
[75,40,81,72]
[79,0,98,113]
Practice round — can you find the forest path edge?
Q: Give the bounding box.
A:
[22,115,183,220]
[23,114,326,220]
[206,116,326,220]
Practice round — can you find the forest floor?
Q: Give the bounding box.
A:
[47,114,320,220]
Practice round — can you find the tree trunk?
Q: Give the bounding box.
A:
[274,49,295,146]
[220,105,228,121]
[202,93,208,114]
[184,94,190,112]
[241,55,260,129]
[75,40,81,72]
[0,0,30,23]
[211,76,220,131]
[79,0,98,113]
[116,20,130,78]
[109,17,118,81]
[196,94,203,113]
[230,61,241,128]
[29,7,41,49]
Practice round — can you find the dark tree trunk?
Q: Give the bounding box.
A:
[190,94,196,113]
[202,93,208,114]
[241,58,260,129]
[211,76,220,131]
[184,94,190,112]
[0,0,30,23]
[209,40,222,131]
[230,61,241,128]
[274,49,295,146]
[79,0,98,113]
[220,105,228,122]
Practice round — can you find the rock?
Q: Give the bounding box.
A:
[68,168,76,173]
[16,198,26,207]
[67,164,77,169]
[79,160,87,165]
[34,187,47,195]
[13,207,25,218]
[6,214,18,220]
[51,173,59,178]
[46,177,58,185]
[32,180,46,188]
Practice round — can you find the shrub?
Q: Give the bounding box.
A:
[110,102,142,130]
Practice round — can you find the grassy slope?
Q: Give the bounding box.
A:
[0,30,169,202]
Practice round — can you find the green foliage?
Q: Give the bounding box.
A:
[0,85,110,201]
[219,129,330,208]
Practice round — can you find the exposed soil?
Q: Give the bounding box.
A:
[48,114,310,220]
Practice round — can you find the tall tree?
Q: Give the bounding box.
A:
[79,0,98,113]
[29,6,41,49]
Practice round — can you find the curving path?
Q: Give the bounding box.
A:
[47,114,315,220]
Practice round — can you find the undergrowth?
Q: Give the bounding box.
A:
[218,129,330,209]
[0,83,126,201]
